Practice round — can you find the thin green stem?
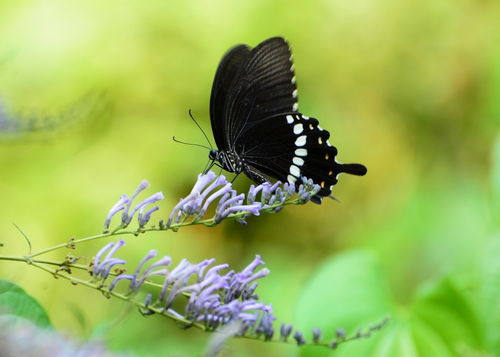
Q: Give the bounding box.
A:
[27,198,301,259]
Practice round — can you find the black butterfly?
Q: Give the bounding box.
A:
[207,37,366,203]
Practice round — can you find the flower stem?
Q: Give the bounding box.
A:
[27,198,301,259]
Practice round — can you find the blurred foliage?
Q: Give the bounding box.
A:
[0,0,498,356]
[0,279,51,328]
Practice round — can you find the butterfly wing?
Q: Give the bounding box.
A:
[240,113,366,201]
[216,37,298,151]
[209,44,251,151]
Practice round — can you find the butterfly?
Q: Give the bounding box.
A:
[207,37,367,203]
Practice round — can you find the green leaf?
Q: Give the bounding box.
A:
[294,250,394,356]
[0,279,51,328]
[412,277,482,354]
[479,236,500,353]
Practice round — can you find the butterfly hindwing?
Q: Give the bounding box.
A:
[241,113,366,199]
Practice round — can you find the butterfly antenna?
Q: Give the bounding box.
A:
[188,109,213,150]
[172,136,211,150]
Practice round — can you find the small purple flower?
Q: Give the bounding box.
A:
[336,328,346,339]
[255,311,276,341]
[103,180,165,231]
[122,180,150,224]
[293,330,306,346]
[92,240,126,279]
[138,206,160,227]
[329,341,338,349]
[297,177,321,203]
[104,195,129,230]
[261,181,281,204]
[312,328,322,343]
[280,323,293,341]
[125,192,164,226]
[167,172,230,226]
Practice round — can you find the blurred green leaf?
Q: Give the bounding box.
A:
[492,135,500,227]
[295,250,393,356]
[479,236,500,354]
[0,279,51,328]
[412,277,482,355]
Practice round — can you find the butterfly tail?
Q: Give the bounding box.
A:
[338,163,367,176]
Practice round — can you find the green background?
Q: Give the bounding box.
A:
[0,1,498,356]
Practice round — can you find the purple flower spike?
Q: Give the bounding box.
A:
[216,193,245,213]
[98,258,126,280]
[92,240,127,280]
[167,171,222,226]
[200,183,233,217]
[122,180,150,224]
[215,203,262,223]
[241,255,264,276]
[109,274,134,292]
[256,311,276,341]
[93,241,281,336]
[125,192,164,226]
[247,184,263,204]
[104,195,130,230]
[336,328,346,339]
[280,323,293,341]
[92,242,116,276]
[312,328,322,343]
[192,171,217,192]
[129,250,158,291]
[298,177,321,203]
[138,206,160,227]
[261,181,281,204]
[294,330,306,346]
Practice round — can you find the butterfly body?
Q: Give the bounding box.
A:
[208,37,366,203]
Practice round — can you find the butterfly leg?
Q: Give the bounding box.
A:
[231,173,240,183]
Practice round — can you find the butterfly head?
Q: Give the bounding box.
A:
[207,149,243,174]
[209,149,218,161]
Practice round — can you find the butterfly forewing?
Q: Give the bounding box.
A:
[210,44,251,151]
[221,37,298,150]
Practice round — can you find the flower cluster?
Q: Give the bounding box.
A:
[103,171,321,232]
[92,240,275,336]
[104,180,164,231]
[90,241,389,348]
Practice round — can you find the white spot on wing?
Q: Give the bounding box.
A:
[292,102,298,111]
[291,76,296,84]
[295,135,307,146]
[293,157,304,166]
[286,115,294,124]
[290,64,295,72]
[302,115,309,120]
[318,126,323,131]
[287,175,297,184]
[290,165,301,177]
[292,89,298,98]
[318,137,323,144]
[326,139,332,147]
[293,123,303,134]
[295,148,307,156]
